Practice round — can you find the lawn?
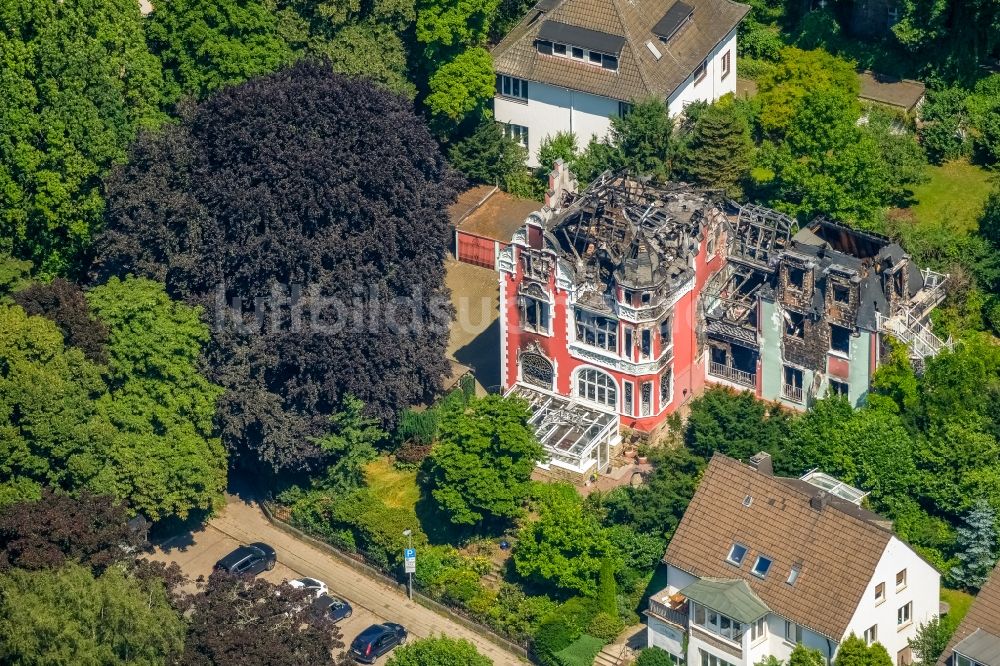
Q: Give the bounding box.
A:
[908,160,995,235]
[363,457,420,512]
[942,587,975,627]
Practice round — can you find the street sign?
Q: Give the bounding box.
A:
[404,548,416,573]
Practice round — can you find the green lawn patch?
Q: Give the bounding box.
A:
[909,160,994,235]
[554,634,606,666]
[942,587,975,627]
[364,457,419,512]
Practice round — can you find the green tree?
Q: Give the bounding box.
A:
[87,277,227,519]
[949,500,999,590]
[0,563,185,665]
[426,395,545,527]
[680,97,754,197]
[0,0,164,275]
[685,387,790,461]
[908,617,955,666]
[317,23,415,97]
[918,88,971,164]
[980,186,1000,247]
[415,0,499,61]
[788,644,825,666]
[596,558,617,615]
[312,396,386,492]
[448,116,536,196]
[537,132,579,174]
[386,635,492,666]
[755,658,784,666]
[513,484,610,596]
[610,99,676,180]
[835,634,893,666]
[756,48,858,136]
[147,0,294,101]
[425,47,495,135]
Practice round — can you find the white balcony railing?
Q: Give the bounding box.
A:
[783,384,804,402]
[708,362,756,388]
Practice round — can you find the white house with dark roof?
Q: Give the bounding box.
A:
[647,453,940,666]
[491,0,749,165]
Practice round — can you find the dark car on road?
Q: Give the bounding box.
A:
[310,594,353,623]
[213,542,276,576]
[350,623,406,663]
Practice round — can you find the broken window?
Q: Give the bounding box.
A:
[783,366,804,402]
[830,324,851,354]
[659,317,672,346]
[641,292,652,305]
[788,266,805,290]
[784,310,805,339]
[830,380,849,397]
[640,329,652,359]
[521,353,553,389]
[641,381,652,416]
[575,309,618,352]
[833,283,850,304]
[522,297,549,333]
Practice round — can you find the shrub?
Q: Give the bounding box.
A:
[533,615,580,666]
[586,612,625,642]
[554,634,606,666]
[636,646,675,666]
[597,559,617,615]
[394,441,432,468]
[396,409,439,446]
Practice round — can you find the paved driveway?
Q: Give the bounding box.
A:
[151,495,525,666]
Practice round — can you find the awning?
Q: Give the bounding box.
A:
[680,578,770,624]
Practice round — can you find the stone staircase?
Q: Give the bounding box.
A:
[594,643,630,666]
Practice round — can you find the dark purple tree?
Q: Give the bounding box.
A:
[95,60,459,472]
[0,489,140,572]
[180,571,345,666]
[13,278,109,363]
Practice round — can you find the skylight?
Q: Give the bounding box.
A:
[727,543,748,566]
[800,470,868,505]
[787,564,801,585]
[752,555,772,578]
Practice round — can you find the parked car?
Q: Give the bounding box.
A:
[286,577,328,598]
[213,542,276,576]
[310,594,353,623]
[350,623,406,663]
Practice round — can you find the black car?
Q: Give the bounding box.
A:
[310,594,353,623]
[214,542,276,576]
[350,623,406,663]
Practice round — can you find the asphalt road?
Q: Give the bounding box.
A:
[150,494,526,666]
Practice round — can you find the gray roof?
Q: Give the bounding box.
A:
[492,0,748,102]
[538,20,627,54]
[954,629,1000,666]
[680,578,770,624]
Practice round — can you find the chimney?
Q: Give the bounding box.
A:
[810,491,830,511]
[749,452,773,476]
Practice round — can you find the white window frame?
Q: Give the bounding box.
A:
[750,617,767,643]
[575,367,618,408]
[496,75,528,101]
[864,625,878,645]
[875,581,885,604]
[727,543,748,566]
[502,123,529,148]
[897,602,912,627]
[896,569,907,590]
[751,555,772,578]
[784,620,803,645]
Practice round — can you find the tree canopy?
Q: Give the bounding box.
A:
[95,60,458,473]
[0,563,185,665]
[0,0,164,276]
[426,395,545,528]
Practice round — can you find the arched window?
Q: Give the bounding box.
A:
[521,352,553,389]
[576,368,617,407]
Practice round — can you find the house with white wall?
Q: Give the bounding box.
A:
[646,453,940,666]
[491,0,749,165]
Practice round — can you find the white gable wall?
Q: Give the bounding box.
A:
[494,27,740,166]
[666,27,738,117]
[842,536,940,663]
[495,82,621,167]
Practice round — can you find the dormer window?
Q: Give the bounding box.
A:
[752,555,772,578]
[727,543,748,566]
[535,20,623,71]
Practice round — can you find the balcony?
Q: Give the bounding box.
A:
[708,362,756,388]
[647,597,689,629]
[782,384,804,403]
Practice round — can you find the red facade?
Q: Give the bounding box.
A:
[499,172,728,432]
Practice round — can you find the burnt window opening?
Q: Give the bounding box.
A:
[640,329,652,359]
[659,317,672,345]
[522,296,550,333]
[830,379,849,397]
[521,353,553,388]
[788,266,805,290]
[833,283,850,304]
[784,310,805,339]
[624,290,635,305]
[830,324,851,354]
[624,328,633,360]
[576,309,618,352]
[641,292,652,305]
[783,366,804,402]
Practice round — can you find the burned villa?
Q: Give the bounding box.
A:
[498,164,949,482]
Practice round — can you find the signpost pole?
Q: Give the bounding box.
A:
[403,529,414,600]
